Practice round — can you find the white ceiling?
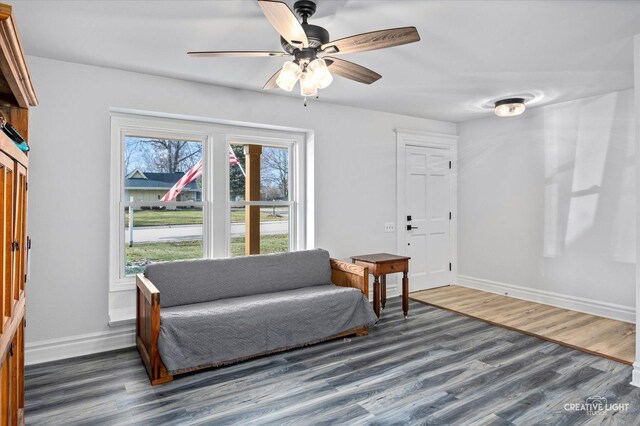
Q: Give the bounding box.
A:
[12,0,640,122]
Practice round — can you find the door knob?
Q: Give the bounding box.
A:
[406,225,418,231]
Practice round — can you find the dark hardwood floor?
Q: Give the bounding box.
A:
[25,299,640,425]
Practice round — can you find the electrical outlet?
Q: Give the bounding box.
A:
[384,222,395,233]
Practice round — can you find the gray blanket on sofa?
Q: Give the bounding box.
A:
[145,250,377,373]
[158,285,376,372]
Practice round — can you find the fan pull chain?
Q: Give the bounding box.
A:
[304,97,307,107]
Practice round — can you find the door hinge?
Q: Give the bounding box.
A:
[449,262,452,271]
[27,236,31,250]
[25,182,28,191]
[449,161,452,169]
[449,212,452,220]
[24,273,27,283]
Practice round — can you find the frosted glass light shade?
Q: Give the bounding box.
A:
[299,71,318,97]
[276,61,302,92]
[494,98,526,117]
[308,58,333,89]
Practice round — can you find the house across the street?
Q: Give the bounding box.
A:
[125,169,202,202]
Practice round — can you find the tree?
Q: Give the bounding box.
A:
[261,147,288,200]
[124,138,140,175]
[229,144,246,200]
[143,139,201,173]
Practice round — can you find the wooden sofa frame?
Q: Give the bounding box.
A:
[136,258,369,385]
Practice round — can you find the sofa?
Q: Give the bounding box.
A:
[136,249,377,384]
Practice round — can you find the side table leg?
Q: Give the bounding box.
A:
[373,275,381,318]
[402,272,409,318]
[381,274,387,310]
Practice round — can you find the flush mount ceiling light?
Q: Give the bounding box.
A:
[495,98,526,117]
[188,0,421,106]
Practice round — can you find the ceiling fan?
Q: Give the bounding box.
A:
[188,0,420,104]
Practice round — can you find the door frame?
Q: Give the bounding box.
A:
[395,128,458,286]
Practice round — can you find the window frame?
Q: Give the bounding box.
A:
[109,113,307,297]
[226,136,296,256]
[120,131,207,280]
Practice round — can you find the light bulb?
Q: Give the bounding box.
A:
[308,58,333,89]
[300,71,318,97]
[494,98,526,117]
[276,61,302,92]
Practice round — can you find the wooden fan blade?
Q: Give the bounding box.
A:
[258,0,308,48]
[321,26,420,55]
[263,68,282,90]
[325,57,381,84]
[187,51,288,57]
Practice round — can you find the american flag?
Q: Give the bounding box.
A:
[160,160,203,202]
[229,148,245,177]
[229,149,239,165]
[161,149,245,201]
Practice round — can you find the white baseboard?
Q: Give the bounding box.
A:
[25,326,135,366]
[457,275,635,324]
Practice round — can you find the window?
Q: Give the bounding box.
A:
[229,143,292,257]
[110,113,307,298]
[122,136,204,276]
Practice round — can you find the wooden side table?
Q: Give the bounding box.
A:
[351,253,411,318]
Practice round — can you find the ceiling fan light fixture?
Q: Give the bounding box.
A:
[299,70,318,97]
[495,98,526,117]
[189,1,422,103]
[276,61,302,92]
[308,58,333,89]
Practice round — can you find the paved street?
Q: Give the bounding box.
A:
[124,221,288,243]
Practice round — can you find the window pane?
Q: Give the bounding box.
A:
[230,206,289,257]
[230,206,244,257]
[261,146,289,201]
[124,207,203,276]
[124,136,203,203]
[229,144,246,202]
[228,144,289,202]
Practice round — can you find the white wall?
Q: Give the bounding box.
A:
[24,56,456,362]
[458,89,636,321]
[632,33,640,387]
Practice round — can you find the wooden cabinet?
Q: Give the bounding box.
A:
[0,146,26,425]
[0,319,23,425]
[0,3,37,425]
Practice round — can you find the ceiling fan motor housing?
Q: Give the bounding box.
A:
[280,0,329,56]
[281,23,329,58]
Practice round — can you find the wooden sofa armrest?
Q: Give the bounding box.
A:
[136,274,172,385]
[137,273,159,303]
[330,258,369,298]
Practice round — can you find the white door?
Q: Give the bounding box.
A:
[405,145,451,291]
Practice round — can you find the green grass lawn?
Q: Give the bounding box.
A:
[230,234,289,257]
[125,234,289,275]
[125,209,287,227]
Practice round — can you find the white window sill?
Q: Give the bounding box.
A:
[109,308,135,327]
[108,289,136,327]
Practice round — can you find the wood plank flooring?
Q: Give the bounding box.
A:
[410,285,635,365]
[25,298,640,425]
